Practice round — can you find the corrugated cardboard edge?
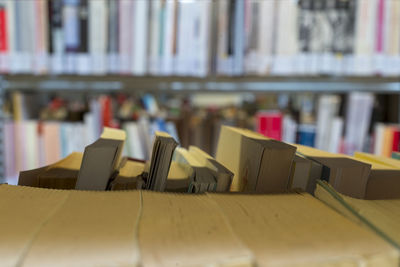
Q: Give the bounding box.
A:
[315,180,400,250]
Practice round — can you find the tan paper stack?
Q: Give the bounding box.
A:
[294,144,371,198]
[353,152,400,199]
[216,126,296,193]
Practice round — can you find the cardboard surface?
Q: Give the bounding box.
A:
[315,181,400,249]
[1,184,399,266]
[209,192,399,266]
[22,190,141,266]
[138,191,254,266]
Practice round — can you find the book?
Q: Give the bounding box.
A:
[393,152,400,160]
[109,158,145,191]
[288,153,322,194]
[315,95,340,151]
[165,161,193,192]
[295,144,371,198]
[146,131,178,191]
[174,147,217,193]
[315,180,400,249]
[344,93,374,155]
[216,126,296,193]
[75,127,125,190]
[353,152,400,199]
[256,111,282,141]
[41,122,62,165]
[189,145,233,192]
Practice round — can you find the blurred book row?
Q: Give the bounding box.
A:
[3,90,400,184]
[0,0,398,76]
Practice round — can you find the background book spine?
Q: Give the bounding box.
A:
[89,0,107,75]
[107,0,119,74]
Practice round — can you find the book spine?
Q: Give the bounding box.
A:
[107,0,119,73]
[76,0,89,74]
[148,0,161,75]
[34,0,49,74]
[118,0,131,74]
[88,0,107,74]
[131,0,149,76]
[0,2,8,53]
[0,0,8,73]
[49,0,64,73]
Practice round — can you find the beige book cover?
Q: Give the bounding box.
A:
[208,191,399,266]
[216,126,296,193]
[315,180,400,250]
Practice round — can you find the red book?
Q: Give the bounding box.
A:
[256,111,282,141]
[100,96,113,128]
[0,4,8,52]
[392,128,400,152]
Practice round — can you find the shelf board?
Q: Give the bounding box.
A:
[1,74,399,93]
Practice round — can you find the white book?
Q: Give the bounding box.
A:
[131,0,149,76]
[192,0,211,76]
[148,0,161,75]
[272,0,298,75]
[118,0,131,74]
[315,95,340,151]
[328,117,343,153]
[373,123,386,156]
[89,0,107,75]
[25,120,40,170]
[354,0,378,75]
[256,0,275,75]
[124,122,146,160]
[161,0,176,75]
[384,0,400,76]
[175,1,191,76]
[344,93,374,155]
[138,117,152,160]
[63,1,80,74]
[282,115,297,144]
